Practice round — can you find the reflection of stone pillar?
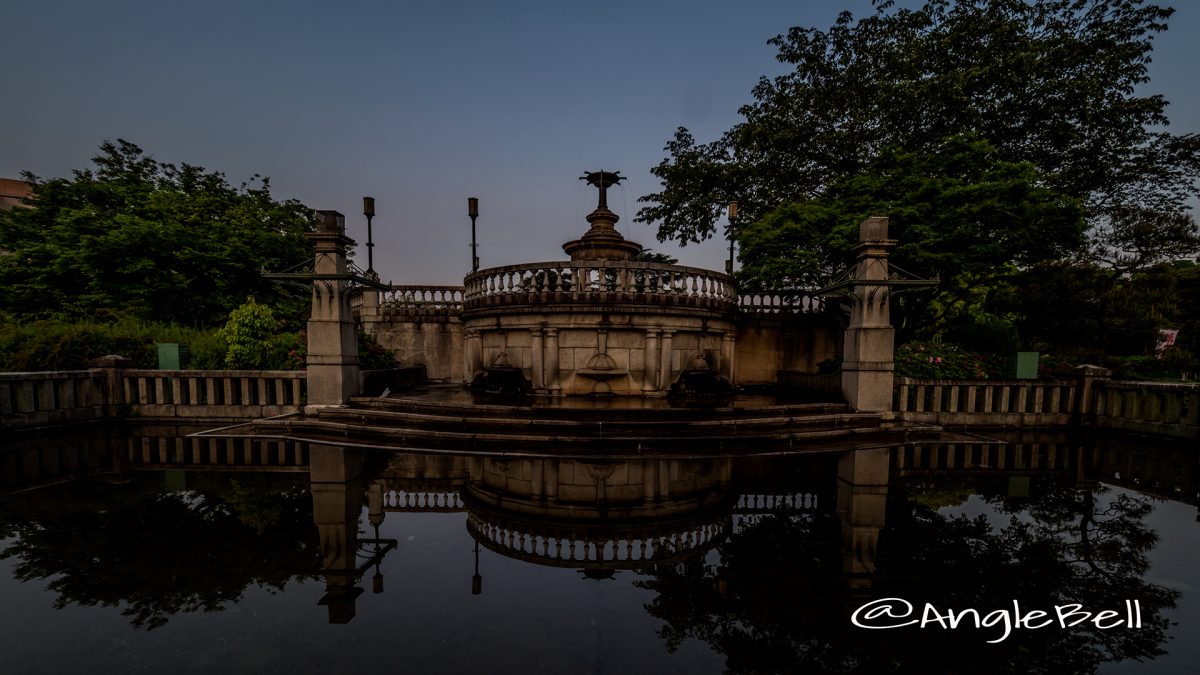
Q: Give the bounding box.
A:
[659,330,676,391]
[837,447,890,590]
[531,328,545,392]
[310,444,364,623]
[721,332,736,385]
[642,459,657,502]
[657,459,671,500]
[306,211,360,406]
[545,328,561,395]
[842,217,897,412]
[545,460,559,502]
[643,329,661,392]
[531,459,544,501]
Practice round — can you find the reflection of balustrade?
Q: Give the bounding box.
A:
[733,492,821,512]
[737,293,825,314]
[465,511,727,569]
[463,261,737,314]
[124,434,308,469]
[382,489,465,512]
[380,285,465,316]
[894,441,1076,474]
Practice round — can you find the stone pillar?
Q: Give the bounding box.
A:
[544,328,561,395]
[1074,364,1112,423]
[465,329,483,385]
[721,332,736,385]
[643,329,661,393]
[841,217,897,412]
[837,447,889,590]
[306,211,360,407]
[358,288,382,337]
[659,330,676,392]
[531,327,545,392]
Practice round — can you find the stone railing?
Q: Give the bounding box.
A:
[895,378,1078,428]
[0,370,108,429]
[1093,381,1200,439]
[738,292,825,314]
[380,285,465,315]
[463,261,737,315]
[119,369,306,418]
[894,376,1199,440]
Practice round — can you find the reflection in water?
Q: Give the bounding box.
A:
[0,425,1196,673]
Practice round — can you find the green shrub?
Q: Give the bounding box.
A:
[217,299,279,369]
[358,332,398,370]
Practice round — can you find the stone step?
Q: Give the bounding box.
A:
[317,406,881,437]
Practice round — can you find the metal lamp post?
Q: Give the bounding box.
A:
[468,197,480,272]
[362,196,376,278]
[726,201,738,274]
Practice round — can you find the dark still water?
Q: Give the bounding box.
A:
[1,425,1197,674]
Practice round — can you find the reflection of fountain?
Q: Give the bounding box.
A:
[461,455,734,578]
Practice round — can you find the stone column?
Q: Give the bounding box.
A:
[642,329,661,393]
[659,330,676,392]
[1074,364,1112,423]
[306,211,360,407]
[358,288,382,337]
[465,329,484,385]
[841,217,897,412]
[530,327,545,392]
[545,328,561,395]
[721,332,736,385]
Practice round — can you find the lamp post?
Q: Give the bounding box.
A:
[362,196,376,277]
[468,197,480,272]
[726,201,738,275]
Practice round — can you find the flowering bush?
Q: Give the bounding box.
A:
[895,342,1009,379]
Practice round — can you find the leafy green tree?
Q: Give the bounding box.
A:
[0,139,313,326]
[738,135,1084,340]
[218,298,279,369]
[637,0,1199,266]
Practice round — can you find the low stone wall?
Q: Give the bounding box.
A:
[1,366,308,431]
[1093,381,1200,439]
[894,376,1199,440]
[895,378,1077,428]
[119,369,307,419]
[1,370,108,429]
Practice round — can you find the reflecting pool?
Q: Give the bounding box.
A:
[1,425,1197,674]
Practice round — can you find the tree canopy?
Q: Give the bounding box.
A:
[636,0,1200,274]
[0,140,314,327]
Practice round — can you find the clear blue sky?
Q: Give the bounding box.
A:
[4,0,1198,285]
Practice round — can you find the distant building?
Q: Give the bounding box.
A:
[0,177,33,210]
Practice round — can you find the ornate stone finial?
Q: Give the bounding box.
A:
[580,170,624,211]
[563,170,643,261]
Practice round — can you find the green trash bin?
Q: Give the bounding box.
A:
[157,343,190,370]
[1014,351,1039,380]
